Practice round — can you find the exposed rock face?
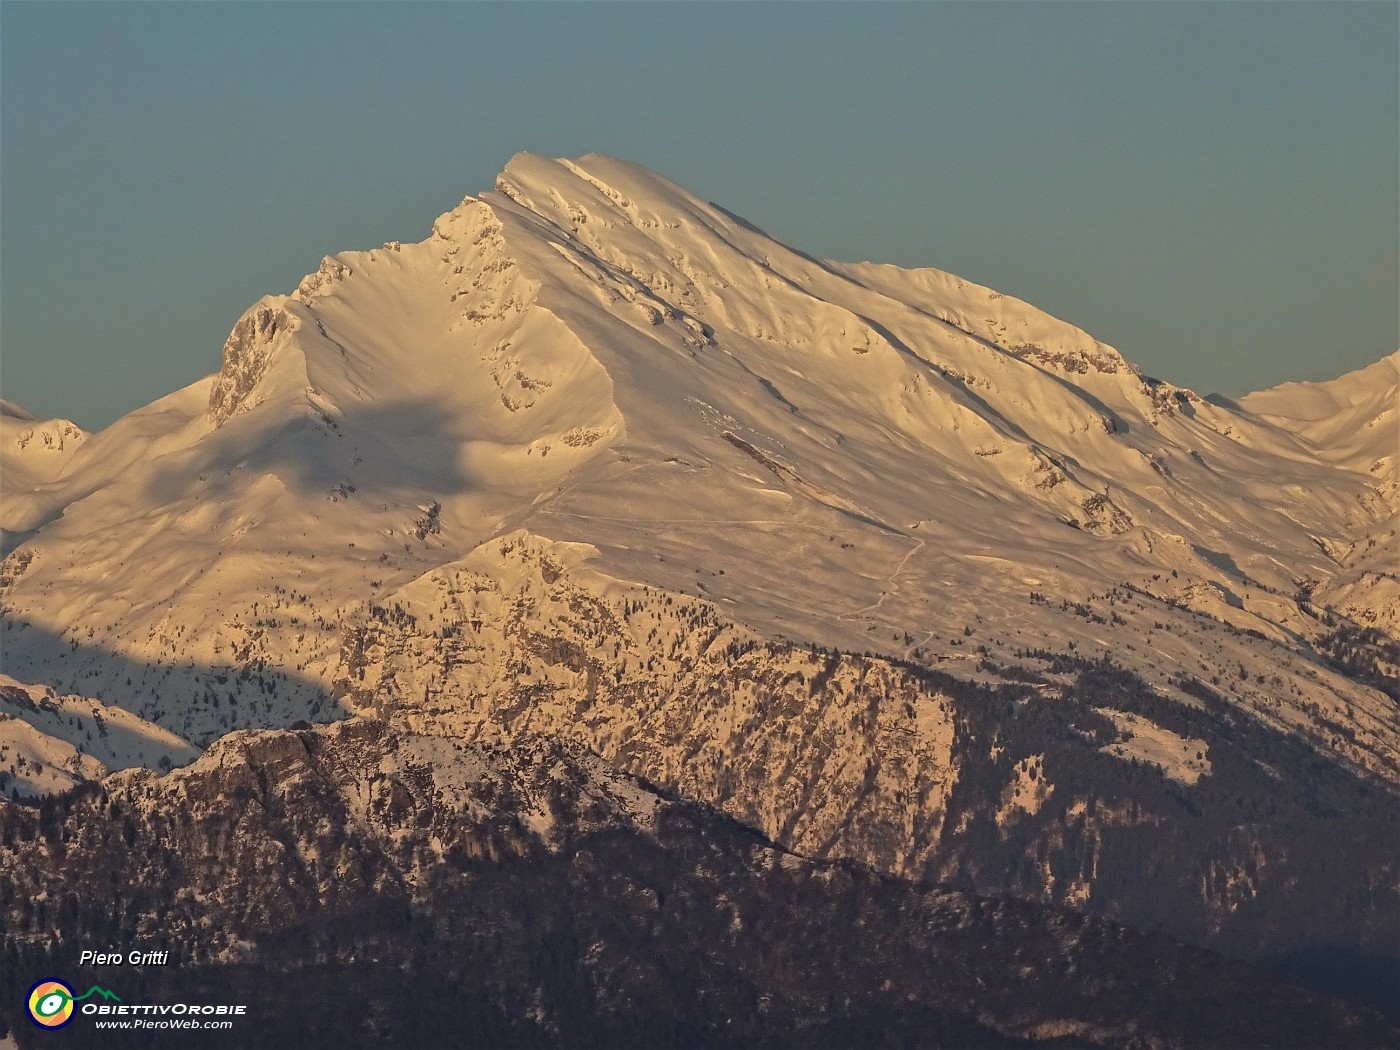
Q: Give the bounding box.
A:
[340,538,959,877]
[1,721,1393,1049]
[206,302,296,426]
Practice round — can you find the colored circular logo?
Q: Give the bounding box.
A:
[28,979,76,1028]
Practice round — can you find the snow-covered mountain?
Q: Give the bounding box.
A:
[1,154,1396,996]
[2,153,1392,757]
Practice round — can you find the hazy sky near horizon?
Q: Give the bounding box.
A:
[2,2,1395,431]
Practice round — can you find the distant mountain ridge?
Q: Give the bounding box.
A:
[4,718,1394,1048]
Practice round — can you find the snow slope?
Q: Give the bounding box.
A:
[0,674,197,798]
[0,153,1393,785]
[1237,353,1399,631]
[0,399,88,555]
[0,400,87,486]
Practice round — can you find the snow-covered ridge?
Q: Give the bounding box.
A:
[0,399,88,489]
[1239,350,1398,479]
[0,399,40,421]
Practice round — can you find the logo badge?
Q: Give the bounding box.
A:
[27,979,76,1028]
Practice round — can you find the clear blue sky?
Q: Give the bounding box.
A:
[3,2,1396,430]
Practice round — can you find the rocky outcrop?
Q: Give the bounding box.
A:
[319,539,1400,988]
[206,302,295,426]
